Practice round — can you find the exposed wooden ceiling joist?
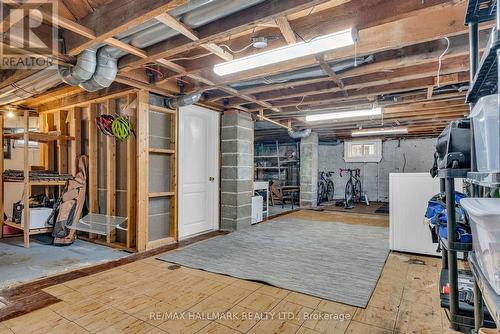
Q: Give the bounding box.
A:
[64,0,191,56]
[118,0,340,70]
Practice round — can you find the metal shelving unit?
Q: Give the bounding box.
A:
[437,169,475,331]
[464,1,500,332]
[254,140,300,186]
[466,28,500,103]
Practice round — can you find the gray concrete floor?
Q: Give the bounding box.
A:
[269,203,296,216]
[0,236,127,289]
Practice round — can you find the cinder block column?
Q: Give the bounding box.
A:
[300,132,319,207]
[220,110,253,231]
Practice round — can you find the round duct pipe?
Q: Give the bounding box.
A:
[79,48,118,92]
[164,92,202,109]
[288,128,312,139]
[59,49,96,86]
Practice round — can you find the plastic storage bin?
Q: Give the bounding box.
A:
[461,198,500,294]
[470,94,500,173]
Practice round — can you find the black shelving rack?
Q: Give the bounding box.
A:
[437,169,474,331]
[464,1,500,332]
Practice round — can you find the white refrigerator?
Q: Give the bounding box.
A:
[389,173,463,256]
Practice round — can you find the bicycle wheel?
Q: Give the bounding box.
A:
[354,179,362,203]
[317,182,325,205]
[326,180,334,202]
[345,180,354,207]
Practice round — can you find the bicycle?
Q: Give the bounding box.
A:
[317,171,335,205]
[339,168,362,208]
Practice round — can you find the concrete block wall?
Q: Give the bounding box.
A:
[220,110,254,230]
[300,132,319,207]
[318,138,437,202]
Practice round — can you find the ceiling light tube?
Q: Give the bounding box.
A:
[213,28,358,76]
[352,127,408,137]
[305,107,382,122]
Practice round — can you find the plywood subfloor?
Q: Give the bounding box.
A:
[0,212,457,334]
[290,209,389,228]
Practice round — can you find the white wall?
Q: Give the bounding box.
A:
[318,138,437,202]
[3,116,40,217]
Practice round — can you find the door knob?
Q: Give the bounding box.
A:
[209,177,215,181]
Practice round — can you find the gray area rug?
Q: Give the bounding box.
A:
[158,218,389,307]
[0,237,127,290]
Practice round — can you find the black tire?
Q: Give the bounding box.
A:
[354,179,362,203]
[345,180,354,206]
[326,180,334,202]
[317,182,325,205]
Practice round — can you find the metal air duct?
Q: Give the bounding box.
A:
[288,128,312,139]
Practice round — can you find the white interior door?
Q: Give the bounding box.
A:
[179,105,219,239]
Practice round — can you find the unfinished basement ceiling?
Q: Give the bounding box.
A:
[0,0,482,139]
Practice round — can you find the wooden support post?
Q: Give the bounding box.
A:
[69,107,81,175]
[23,110,30,248]
[136,90,149,251]
[56,110,68,174]
[126,93,137,249]
[170,107,178,240]
[106,99,116,243]
[39,113,48,169]
[88,104,98,239]
[46,113,55,171]
[0,115,3,239]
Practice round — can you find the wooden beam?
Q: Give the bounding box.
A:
[23,110,29,247]
[34,83,134,112]
[201,1,481,86]
[119,0,337,69]
[249,59,469,103]
[218,86,280,112]
[106,99,116,244]
[104,38,147,58]
[69,107,81,175]
[427,86,434,99]
[316,54,345,89]
[275,16,297,44]
[65,0,191,55]
[88,104,99,218]
[40,9,96,39]
[154,13,233,61]
[56,110,68,174]
[245,74,468,111]
[155,12,198,40]
[136,90,149,251]
[126,93,137,249]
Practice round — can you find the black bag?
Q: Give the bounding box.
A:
[435,119,471,170]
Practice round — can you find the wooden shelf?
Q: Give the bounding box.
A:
[4,220,53,235]
[148,148,175,154]
[149,105,176,114]
[3,131,75,143]
[3,179,68,186]
[149,191,175,198]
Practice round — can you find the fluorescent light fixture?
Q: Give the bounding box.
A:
[352,127,408,137]
[6,111,15,118]
[214,28,358,76]
[305,107,382,122]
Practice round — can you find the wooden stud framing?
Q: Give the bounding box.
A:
[126,93,137,249]
[88,104,99,239]
[136,90,149,251]
[56,110,69,174]
[69,108,82,175]
[170,104,178,240]
[106,99,116,243]
[23,110,30,248]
